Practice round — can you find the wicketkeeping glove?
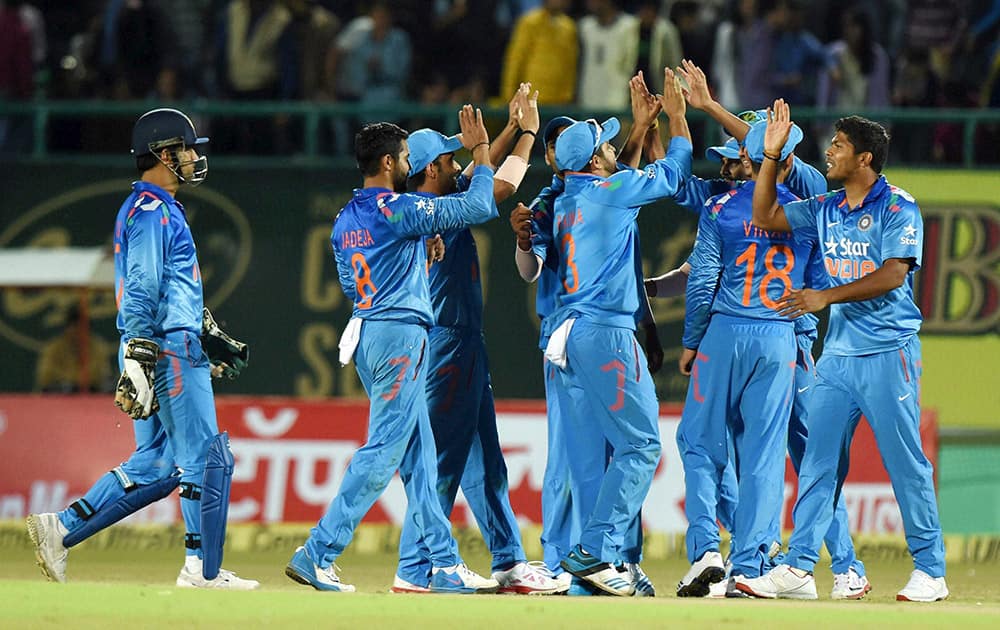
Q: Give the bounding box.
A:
[114,338,160,420]
[201,307,249,379]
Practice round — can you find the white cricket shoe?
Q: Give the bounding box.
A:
[555,571,573,592]
[831,567,872,600]
[626,563,655,597]
[430,563,500,594]
[177,557,260,590]
[896,569,949,602]
[493,561,566,595]
[733,564,817,600]
[708,580,728,598]
[676,551,725,597]
[26,513,69,583]
[390,574,431,594]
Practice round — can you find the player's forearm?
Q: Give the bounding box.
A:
[490,122,519,165]
[665,112,691,145]
[751,159,787,231]
[822,260,910,305]
[515,244,542,282]
[703,100,751,142]
[646,263,690,298]
[643,124,665,161]
[619,123,645,169]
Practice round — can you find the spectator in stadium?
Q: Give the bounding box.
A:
[99,0,175,99]
[328,1,411,105]
[817,8,890,111]
[285,0,340,101]
[710,0,762,110]
[671,1,715,93]
[500,0,577,105]
[635,0,683,95]
[34,304,115,394]
[577,0,638,110]
[770,0,827,106]
[0,1,33,153]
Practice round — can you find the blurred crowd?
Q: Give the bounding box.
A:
[2,0,999,161]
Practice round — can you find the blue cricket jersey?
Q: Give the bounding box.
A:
[544,136,693,331]
[783,175,923,356]
[114,181,203,342]
[672,157,826,214]
[683,181,812,349]
[332,165,497,326]
[421,174,489,331]
[528,175,564,321]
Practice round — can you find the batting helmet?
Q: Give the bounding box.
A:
[131,108,209,156]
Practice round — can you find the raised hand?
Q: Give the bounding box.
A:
[516,83,540,134]
[676,59,712,110]
[658,67,686,119]
[629,72,661,129]
[458,104,489,151]
[509,203,533,248]
[764,99,793,158]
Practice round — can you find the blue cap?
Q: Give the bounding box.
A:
[744,120,804,162]
[131,108,208,156]
[406,128,464,178]
[554,117,621,172]
[542,116,576,145]
[705,137,742,162]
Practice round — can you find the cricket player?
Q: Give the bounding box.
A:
[392,86,563,595]
[535,68,691,597]
[285,107,500,594]
[736,101,948,602]
[509,78,666,595]
[677,114,821,598]
[26,108,257,589]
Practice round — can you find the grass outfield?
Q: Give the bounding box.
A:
[2,544,999,629]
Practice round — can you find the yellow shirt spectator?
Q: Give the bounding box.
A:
[501,4,579,105]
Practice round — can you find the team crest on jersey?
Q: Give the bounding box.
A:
[706,192,732,220]
[858,213,873,231]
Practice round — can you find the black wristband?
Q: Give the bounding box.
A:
[763,151,782,161]
[521,129,537,138]
[472,141,489,151]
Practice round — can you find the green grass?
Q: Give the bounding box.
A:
[2,544,999,629]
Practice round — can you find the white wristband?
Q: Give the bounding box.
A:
[495,155,530,190]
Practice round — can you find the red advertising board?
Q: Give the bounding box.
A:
[0,395,937,534]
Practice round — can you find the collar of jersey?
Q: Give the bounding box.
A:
[131,180,173,202]
[833,175,889,213]
[563,171,603,190]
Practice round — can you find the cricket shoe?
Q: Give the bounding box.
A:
[285,546,354,592]
[26,513,69,583]
[676,551,725,597]
[896,570,949,602]
[831,567,871,600]
[567,575,610,596]
[177,558,260,590]
[430,563,500,594]
[733,564,817,600]
[493,561,566,595]
[390,575,431,594]
[560,545,634,596]
[626,563,655,597]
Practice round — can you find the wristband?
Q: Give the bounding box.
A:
[471,142,489,151]
[763,151,782,161]
[521,129,537,138]
[648,120,659,130]
[495,155,529,190]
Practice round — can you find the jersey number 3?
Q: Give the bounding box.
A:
[735,243,795,309]
[352,252,378,309]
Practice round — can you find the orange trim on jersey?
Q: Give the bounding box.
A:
[115,279,124,308]
[169,356,183,397]
[899,349,910,382]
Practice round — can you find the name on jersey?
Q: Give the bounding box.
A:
[742,221,791,240]
[555,209,584,231]
[341,228,375,249]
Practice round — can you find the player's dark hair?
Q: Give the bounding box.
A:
[355,122,408,177]
[136,153,161,175]
[406,157,435,191]
[835,116,890,173]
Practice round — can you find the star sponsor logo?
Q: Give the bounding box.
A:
[824,238,839,256]
[899,224,919,246]
[828,237,871,257]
